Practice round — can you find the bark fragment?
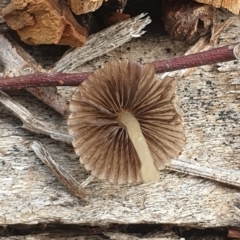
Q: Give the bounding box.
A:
[67,0,104,15]
[162,0,215,44]
[2,0,87,47]
[194,0,240,15]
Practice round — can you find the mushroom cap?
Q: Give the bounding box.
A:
[67,59,185,184]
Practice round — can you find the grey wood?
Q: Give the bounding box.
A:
[0,11,240,228]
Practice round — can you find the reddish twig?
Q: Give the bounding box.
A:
[227,228,240,239]
[0,72,91,90]
[153,42,240,72]
[0,43,240,90]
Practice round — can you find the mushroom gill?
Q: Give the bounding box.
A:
[67,59,186,184]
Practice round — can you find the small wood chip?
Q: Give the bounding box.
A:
[194,0,240,15]
[67,0,104,15]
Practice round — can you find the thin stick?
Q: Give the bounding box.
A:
[153,42,240,73]
[1,43,240,90]
[0,72,91,90]
[31,141,86,200]
[227,228,240,239]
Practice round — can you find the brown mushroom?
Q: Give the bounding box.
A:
[67,60,186,184]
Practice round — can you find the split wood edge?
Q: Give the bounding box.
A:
[0,34,69,116]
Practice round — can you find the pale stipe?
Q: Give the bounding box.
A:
[118,110,159,182]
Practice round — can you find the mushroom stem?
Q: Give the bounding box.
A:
[118,110,159,182]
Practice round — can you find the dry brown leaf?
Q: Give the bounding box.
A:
[68,60,185,184]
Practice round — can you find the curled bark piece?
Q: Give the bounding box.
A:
[67,60,186,184]
[162,0,215,44]
[195,0,240,15]
[2,0,87,47]
[67,0,104,15]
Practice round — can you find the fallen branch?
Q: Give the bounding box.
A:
[1,42,240,90]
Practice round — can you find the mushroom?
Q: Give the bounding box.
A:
[67,60,186,184]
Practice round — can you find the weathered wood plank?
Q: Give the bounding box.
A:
[0,231,181,240]
[1,13,240,228]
